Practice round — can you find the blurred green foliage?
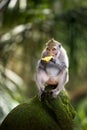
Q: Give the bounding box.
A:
[77,98,87,130]
[0,0,87,129]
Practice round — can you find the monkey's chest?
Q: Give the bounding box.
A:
[46,62,60,77]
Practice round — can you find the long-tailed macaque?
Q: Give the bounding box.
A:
[36,38,69,98]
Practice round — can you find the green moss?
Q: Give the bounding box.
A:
[0,91,76,130]
[43,91,76,130]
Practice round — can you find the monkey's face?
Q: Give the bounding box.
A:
[46,45,60,57]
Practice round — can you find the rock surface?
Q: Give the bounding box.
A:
[0,91,76,130]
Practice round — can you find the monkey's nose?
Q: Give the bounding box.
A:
[49,52,53,55]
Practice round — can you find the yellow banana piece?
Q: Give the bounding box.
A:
[41,56,53,62]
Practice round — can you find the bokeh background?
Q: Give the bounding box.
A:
[0,0,87,129]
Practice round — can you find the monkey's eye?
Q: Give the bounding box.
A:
[52,48,56,51]
[46,48,50,51]
[59,44,61,48]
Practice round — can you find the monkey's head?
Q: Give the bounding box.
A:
[45,38,61,57]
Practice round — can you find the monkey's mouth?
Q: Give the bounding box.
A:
[49,54,55,57]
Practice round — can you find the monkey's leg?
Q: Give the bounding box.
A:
[51,69,68,98]
[36,70,49,95]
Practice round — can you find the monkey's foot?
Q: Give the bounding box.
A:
[40,90,48,101]
[50,89,60,98]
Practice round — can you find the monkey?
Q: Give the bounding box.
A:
[36,38,69,98]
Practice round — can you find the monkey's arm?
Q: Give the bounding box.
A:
[49,52,69,97]
[51,68,69,98]
[53,53,68,71]
[36,68,50,94]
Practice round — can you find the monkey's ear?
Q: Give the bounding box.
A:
[59,44,61,48]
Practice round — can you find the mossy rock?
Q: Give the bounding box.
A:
[0,91,76,130]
